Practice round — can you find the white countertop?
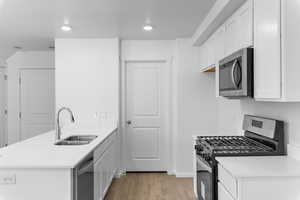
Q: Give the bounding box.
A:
[0,125,117,169]
[217,156,300,178]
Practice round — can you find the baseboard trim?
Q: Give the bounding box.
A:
[175,173,194,178]
[167,170,176,176]
[114,169,126,178]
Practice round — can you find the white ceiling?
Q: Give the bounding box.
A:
[0,0,215,61]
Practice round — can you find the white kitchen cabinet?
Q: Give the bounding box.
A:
[225,0,253,57]
[214,26,225,97]
[94,131,117,200]
[253,0,281,99]
[224,14,239,57]
[254,0,300,101]
[200,36,215,71]
[217,157,300,200]
[200,0,252,74]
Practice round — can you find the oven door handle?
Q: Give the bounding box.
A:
[197,157,212,173]
[231,59,239,89]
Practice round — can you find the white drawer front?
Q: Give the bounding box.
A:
[218,164,237,199]
[94,131,116,161]
[218,182,235,200]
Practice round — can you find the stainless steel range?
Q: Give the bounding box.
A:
[195,115,285,200]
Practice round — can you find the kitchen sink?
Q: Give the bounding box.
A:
[55,135,98,146]
[64,135,98,142]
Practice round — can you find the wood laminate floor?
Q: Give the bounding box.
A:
[104,173,196,200]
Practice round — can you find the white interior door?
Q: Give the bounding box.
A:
[20,69,55,140]
[0,68,5,147]
[126,61,168,171]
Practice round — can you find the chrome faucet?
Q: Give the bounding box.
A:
[56,107,75,140]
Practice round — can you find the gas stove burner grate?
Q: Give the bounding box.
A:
[198,136,274,153]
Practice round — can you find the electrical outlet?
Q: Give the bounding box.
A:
[99,112,107,119]
[0,174,16,185]
[93,112,99,119]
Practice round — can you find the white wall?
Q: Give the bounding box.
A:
[173,39,218,176]
[0,59,6,66]
[217,98,243,135]
[6,51,55,144]
[217,99,300,147]
[55,38,119,131]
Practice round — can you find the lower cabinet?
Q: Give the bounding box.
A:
[218,163,300,200]
[94,131,117,200]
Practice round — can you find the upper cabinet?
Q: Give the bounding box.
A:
[225,0,253,57]
[199,0,300,101]
[214,26,225,97]
[253,0,281,99]
[199,33,217,72]
[200,0,252,97]
[200,0,253,71]
[254,0,300,101]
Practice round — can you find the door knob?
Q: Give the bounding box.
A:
[126,120,132,125]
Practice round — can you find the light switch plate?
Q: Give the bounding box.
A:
[0,174,16,185]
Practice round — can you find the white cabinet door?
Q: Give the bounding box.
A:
[200,41,209,68]
[94,132,117,200]
[254,0,281,99]
[225,0,253,56]
[200,33,217,71]
[207,36,215,67]
[214,26,225,97]
[237,0,253,49]
[225,15,239,56]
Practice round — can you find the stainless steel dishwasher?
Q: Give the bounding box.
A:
[73,154,94,200]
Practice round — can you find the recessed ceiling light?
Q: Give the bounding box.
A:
[61,25,72,32]
[143,25,154,31]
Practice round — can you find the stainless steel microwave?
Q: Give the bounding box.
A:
[219,47,253,98]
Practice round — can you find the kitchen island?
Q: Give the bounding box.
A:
[217,156,300,200]
[0,125,118,200]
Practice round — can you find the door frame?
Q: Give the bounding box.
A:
[18,68,55,141]
[0,66,7,147]
[120,58,172,174]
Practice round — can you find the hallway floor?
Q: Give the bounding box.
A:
[104,173,196,200]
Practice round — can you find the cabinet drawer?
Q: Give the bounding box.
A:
[218,164,238,199]
[218,182,235,200]
[94,131,116,161]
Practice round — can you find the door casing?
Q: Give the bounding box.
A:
[121,59,172,174]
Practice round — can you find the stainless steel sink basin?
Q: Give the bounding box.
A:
[64,135,98,142]
[55,135,98,146]
[55,140,90,146]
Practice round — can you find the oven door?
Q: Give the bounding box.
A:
[197,156,213,200]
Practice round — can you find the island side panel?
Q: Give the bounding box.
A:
[240,177,300,200]
[0,168,72,200]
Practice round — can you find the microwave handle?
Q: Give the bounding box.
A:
[231,59,239,89]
